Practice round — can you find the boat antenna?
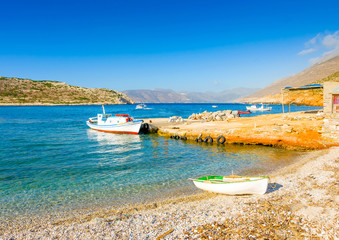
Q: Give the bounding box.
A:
[102,105,106,114]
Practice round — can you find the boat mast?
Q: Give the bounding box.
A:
[102,105,106,114]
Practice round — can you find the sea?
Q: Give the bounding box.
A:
[0,103,322,220]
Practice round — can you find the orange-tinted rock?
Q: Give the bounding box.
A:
[149,112,339,151]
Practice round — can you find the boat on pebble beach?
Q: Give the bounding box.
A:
[191,175,269,195]
[87,106,143,134]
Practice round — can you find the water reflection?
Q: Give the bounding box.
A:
[189,141,302,175]
[86,129,142,154]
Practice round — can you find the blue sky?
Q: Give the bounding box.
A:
[0,0,338,92]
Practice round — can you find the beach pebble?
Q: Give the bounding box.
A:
[90,217,104,225]
[334,195,339,204]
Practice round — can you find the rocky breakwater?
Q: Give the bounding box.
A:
[188,110,239,121]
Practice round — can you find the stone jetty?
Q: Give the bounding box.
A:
[144,110,339,150]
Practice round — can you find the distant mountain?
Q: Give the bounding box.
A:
[123,89,190,103]
[181,88,261,103]
[0,77,134,105]
[123,88,260,103]
[240,55,339,103]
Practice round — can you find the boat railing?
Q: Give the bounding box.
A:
[89,117,98,124]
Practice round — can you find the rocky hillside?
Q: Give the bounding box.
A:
[241,71,339,106]
[0,77,134,105]
[241,55,339,103]
[124,88,259,103]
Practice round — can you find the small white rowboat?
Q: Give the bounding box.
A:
[191,175,269,195]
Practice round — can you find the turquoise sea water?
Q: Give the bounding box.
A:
[0,104,321,220]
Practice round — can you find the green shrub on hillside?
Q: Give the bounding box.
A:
[314,71,339,84]
[77,97,90,101]
[44,83,53,88]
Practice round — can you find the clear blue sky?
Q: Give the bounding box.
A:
[0,0,338,92]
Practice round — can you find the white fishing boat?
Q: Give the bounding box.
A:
[136,103,147,109]
[191,175,269,195]
[246,104,272,111]
[86,106,143,134]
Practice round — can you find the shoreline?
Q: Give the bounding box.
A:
[1,147,338,239]
[0,144,299,234]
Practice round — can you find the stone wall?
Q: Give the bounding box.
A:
[322,115,339,140]
[323,82,339,113]
[322,82,339,139]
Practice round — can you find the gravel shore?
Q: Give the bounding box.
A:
[1,147,338,239]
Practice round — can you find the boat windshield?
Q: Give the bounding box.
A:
[102,114,112,119]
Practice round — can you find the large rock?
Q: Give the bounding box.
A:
[168,116,184,122]
[187,110,239,121]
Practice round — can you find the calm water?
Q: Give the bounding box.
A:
[0,104,321,219]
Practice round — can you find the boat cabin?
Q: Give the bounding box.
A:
[96,114,133,125]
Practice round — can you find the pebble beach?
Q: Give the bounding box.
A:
[1,0,339,238]
[1,147,338,239]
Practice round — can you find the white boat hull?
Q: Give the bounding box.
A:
[86,120,143,134]
[193,177,268,195]
[246,106,272,111]
[136,104,147,109]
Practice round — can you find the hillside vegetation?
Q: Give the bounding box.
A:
[243,71,339,106]
[0,77,134,105]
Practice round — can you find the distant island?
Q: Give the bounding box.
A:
[0,77,134,105]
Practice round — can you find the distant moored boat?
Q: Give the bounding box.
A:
[246,104,272,111]
[136,103,147,109]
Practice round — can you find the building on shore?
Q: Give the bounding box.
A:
[323,82,339,114]
[323,82,339,140]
